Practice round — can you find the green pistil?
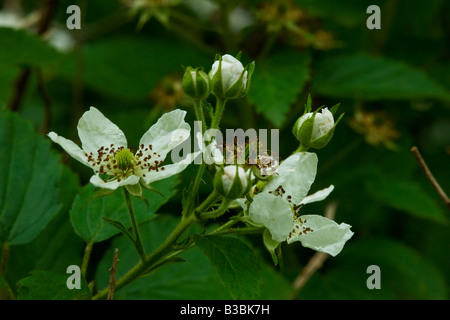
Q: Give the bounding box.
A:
[115,148,135,171]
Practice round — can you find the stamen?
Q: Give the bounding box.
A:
[84,143,164,183]
[115,148,135,170]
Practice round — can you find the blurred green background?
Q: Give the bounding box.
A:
[0,0,449,300]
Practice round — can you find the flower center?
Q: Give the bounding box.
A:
[115,148,135,170]
[85,144,165,182]
[268,185,304,219]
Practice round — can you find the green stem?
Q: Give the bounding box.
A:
[193,99,206,133]
[295,144,310,153]
[124,188,146,261]
[184,163,207,217]
[208,212,242,234]
[200,199,232,220]
[81,241,94,277]
[92,214,197,300]
[183,98,225,218]
[0,242,10,277]
[211,98,227,129]
[92,197,249,300]
[210,226,265,236]
[196,190,222,214]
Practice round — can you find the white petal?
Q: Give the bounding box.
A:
[288,214,354,257]
[139,109,191,160]
[212,54,246,91]
[48,132,92,168]
[141,151,200,185]
[89,174,140,190]
[77,107,127,154]
[301,185,334,205]
[264,152,318,204]
[222,166,248,194]
[313,108,334,139]
[249,193,293,242]
[204,140,224,165]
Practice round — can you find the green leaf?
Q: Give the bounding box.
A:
[61,37,210,100]
[69,176,179,243]
[248,51,310,126]
[296,0,377,27]
[193,234,262,300]
[0,27,61,68]
[0,276,15,300]
[0,66,19,105]
[305,238,449,299]
[95,215,232,300]
[5,165,84,288]
[313,54,450,101]
[17,270,90,300]
[259,262,293,299]
[0,110,62,245]
[365,175,447,223]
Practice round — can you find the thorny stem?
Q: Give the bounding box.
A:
[195,190,222,214]
[93,191,256,300]
[411,146,450,210]
[92,214,197,300]
[199,199,232,220]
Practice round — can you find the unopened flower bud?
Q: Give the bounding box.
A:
[214,165,250,199]
[209,54,254,99]
[182,67,211,99]
[293,104,343,149]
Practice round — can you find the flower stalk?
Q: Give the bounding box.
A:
[124,188,146,261]
[81,241,94,277]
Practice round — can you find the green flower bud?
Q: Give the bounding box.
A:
[214,165,251,199]
[293,101,343,150]
[182,67,211,99]
[209,54,255,100]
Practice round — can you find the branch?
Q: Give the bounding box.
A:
[291,201,338,297]
[107,248,120,300]
[411,146,450,210]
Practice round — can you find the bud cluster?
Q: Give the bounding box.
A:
[182,53,254,100]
